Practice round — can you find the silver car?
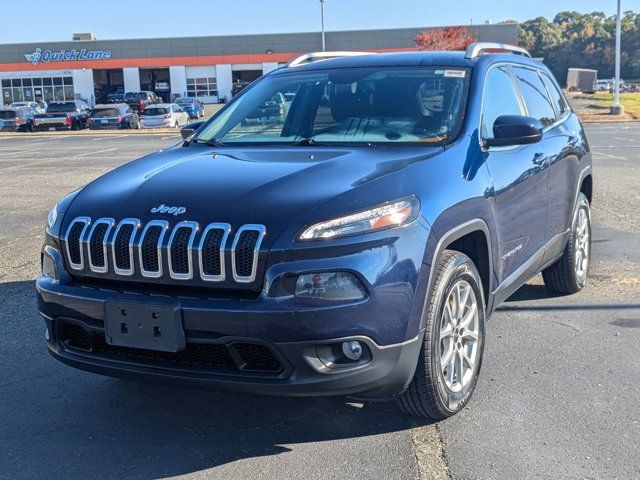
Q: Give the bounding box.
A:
[140,103,190,129]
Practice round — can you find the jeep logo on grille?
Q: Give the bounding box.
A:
[150,204,187,216]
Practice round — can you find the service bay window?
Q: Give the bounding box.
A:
[186,77,218,99]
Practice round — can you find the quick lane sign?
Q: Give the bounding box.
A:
[24,48,112,66]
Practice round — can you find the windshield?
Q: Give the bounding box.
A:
[176,98,194,104]
[47,103,76,113]
[143,107,169,116]
[195,66,469,146]
[125,92,142,100]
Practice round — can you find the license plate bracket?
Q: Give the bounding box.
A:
[104,301,184,352]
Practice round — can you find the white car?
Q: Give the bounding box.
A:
[140,103,190,129]
[10,101,46,115]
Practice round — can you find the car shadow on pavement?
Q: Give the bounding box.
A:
[0,280,424,479]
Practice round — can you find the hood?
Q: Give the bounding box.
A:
[64,144,442,246]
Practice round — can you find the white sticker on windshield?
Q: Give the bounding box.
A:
[444,70,466,78]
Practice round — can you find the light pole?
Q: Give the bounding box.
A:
[320,0,326,52]
[611,0,623,115]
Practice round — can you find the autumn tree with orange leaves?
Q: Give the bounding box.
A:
[414,27,477,51]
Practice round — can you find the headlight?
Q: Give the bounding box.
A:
[47,203,58,229]
[298,196,420,241]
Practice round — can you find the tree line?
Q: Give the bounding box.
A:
[518,10,640,83]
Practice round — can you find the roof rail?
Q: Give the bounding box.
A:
[465,42,531,59]
[287,51,376,67]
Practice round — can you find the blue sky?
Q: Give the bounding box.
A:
[0,0,624,44]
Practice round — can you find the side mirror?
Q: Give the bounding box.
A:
[485,115,543,148]
[180,121,205,140]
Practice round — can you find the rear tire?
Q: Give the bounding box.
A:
[397,250,486,420]
[542,192,591,294]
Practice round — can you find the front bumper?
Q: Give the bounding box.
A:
[38,218,432,398]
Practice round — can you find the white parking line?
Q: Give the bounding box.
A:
[73,148,117,158]
[161,135,177,140]
[593,151,627,160]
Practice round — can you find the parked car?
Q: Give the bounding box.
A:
[140,103,190,128]
[88,103,140,130]
[9,101,46,115]
[124,91,160,112]
[241,92,288,125]
[175,97,205,119]
[0,106,35,132]
[38,45,593,420]
[33,100,91,131]
[595,79,611,92]
[106,88,126,104]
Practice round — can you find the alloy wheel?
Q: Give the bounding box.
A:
[438,280,480,393]
[575,207,590,284]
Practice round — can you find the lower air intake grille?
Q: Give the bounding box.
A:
[57,322,284,376]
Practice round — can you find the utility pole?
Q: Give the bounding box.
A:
[611,0,624,115]
[320,0,326,51]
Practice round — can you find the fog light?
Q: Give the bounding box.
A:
[295,272,366,301]
[42,249,58,280]
[342,341,363,361]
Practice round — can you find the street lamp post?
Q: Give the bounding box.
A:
[320,0,326,52]
[611,0,624,115]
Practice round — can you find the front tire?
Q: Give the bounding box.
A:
[397,250,486,420]
[542,192,591,294]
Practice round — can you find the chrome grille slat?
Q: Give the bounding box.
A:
[231,225,266,283]
[198,223,231,282]
[63,216,266,284]
[138,220,169,278]
[111,218,140,276]
[64,217,91,270]
[86,218,115,273]
[167,221,198,280]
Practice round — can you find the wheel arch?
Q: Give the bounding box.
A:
[419,219,493,330]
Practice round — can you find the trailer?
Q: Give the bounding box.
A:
[567,68,598,93]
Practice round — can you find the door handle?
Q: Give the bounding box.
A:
[532,153,547,166]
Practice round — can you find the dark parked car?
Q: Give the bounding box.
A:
[175,97,205,119]
[124,91,160,112]
[0,106,35,132]
[106,88,126,104]
[88,103,140,130]
[33,100,91,131]
[38,45,593,420]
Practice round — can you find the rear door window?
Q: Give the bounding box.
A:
[481,66,523,140]
[512,67,556,128]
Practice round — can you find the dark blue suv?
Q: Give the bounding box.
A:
[37,44,593,420]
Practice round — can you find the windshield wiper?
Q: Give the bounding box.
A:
[193,137,227,147]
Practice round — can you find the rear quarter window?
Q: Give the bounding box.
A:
[540,72,568,118]
[511,67,556,128]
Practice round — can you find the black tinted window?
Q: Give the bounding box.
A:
[540,72,568,118]
[143,107,169,116]
[92,108,119,117]
[0,110,17,119]
[125,92,141,100]
[47,103,76,113]
[481,67,523,139]
[512,67,556,128]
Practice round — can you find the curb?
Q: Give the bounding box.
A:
[0,129,182,138]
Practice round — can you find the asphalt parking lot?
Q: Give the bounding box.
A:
[0,125,638,479]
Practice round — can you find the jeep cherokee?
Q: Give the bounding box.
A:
[37,44,593,420]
